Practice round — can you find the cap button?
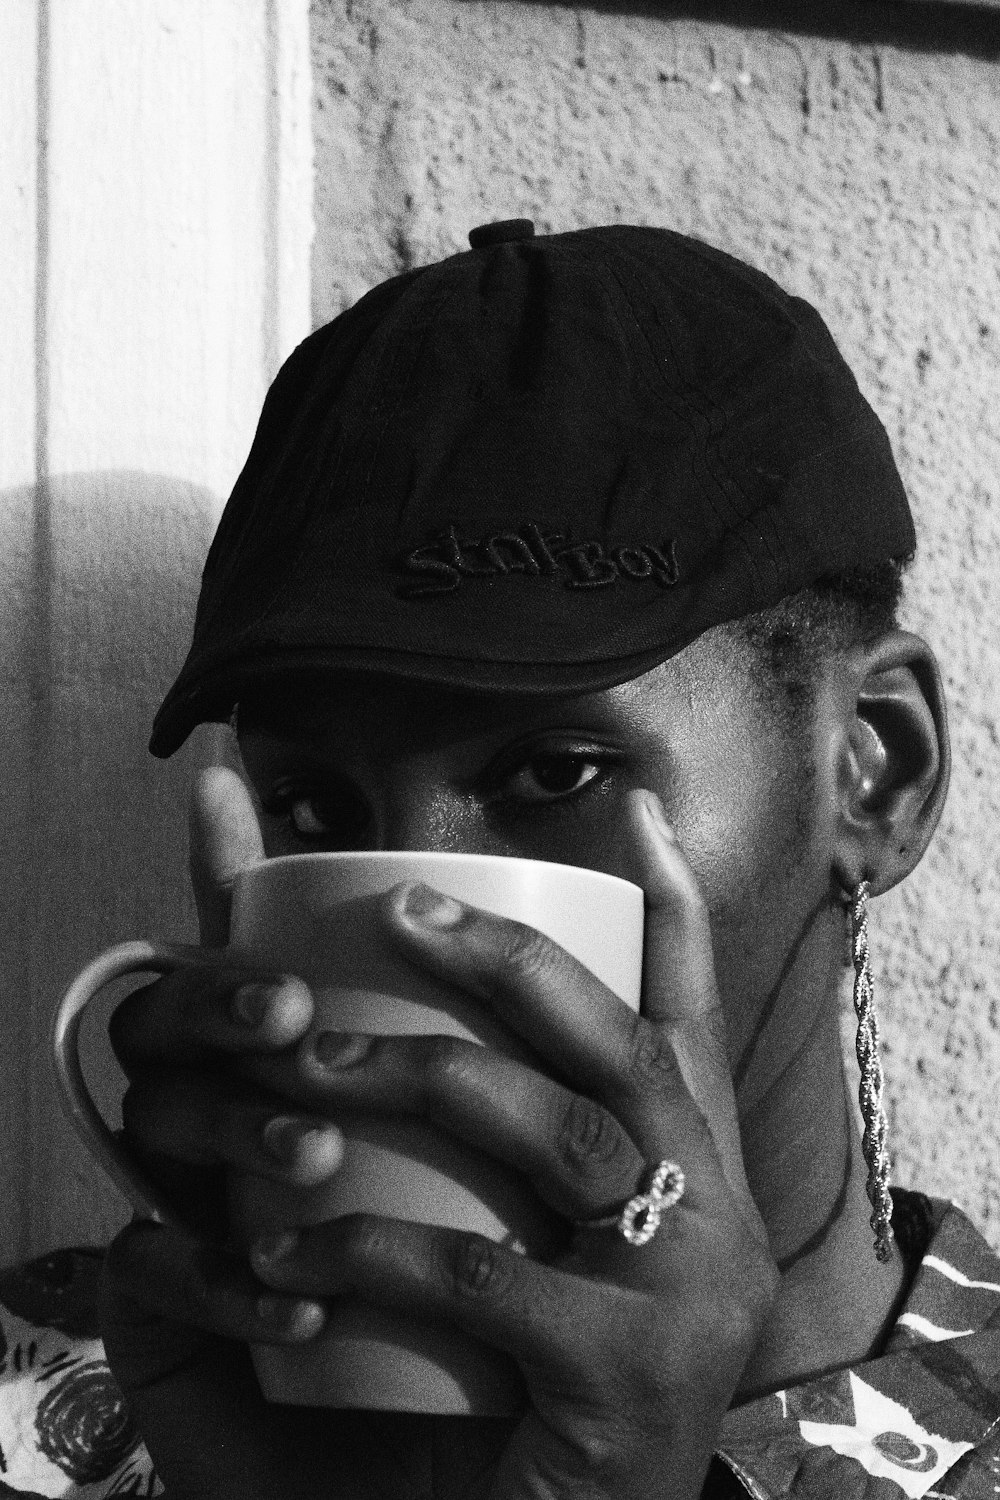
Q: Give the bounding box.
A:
[468,219,536,249]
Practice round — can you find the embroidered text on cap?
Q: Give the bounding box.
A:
[396,524,680,598]
[468,219,536,249]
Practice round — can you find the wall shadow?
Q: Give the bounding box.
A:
[475,0,1000,58]
[1,471,220,1261]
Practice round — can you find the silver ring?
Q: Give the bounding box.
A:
[575,1159,685,1247]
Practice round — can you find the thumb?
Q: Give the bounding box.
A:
[189,766,265,947]
[629,791,756,1220]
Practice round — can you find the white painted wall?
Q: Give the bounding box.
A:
[0,0,313,1265]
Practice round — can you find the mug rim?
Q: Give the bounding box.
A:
[235,850,643,897]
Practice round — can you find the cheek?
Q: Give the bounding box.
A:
[669,729,831,1067]
[477,797,643,874]
[678,759,801,905]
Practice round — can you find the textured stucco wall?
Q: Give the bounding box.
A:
[310,2,1000,1240]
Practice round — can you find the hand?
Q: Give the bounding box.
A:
[103,766,392,1496]
[103,772,778,1499]
[105,768,518,1499]
[106,766,336,1240]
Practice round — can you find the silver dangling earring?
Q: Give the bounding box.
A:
[850,880,894,1262]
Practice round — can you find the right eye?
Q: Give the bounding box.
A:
[261,781,370,848]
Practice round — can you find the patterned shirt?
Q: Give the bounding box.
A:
[1,1190,998,1498]
[717,1191,1000,1500]
[0,1248,157,1498]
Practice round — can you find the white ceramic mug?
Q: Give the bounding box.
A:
[53,851,644,1414]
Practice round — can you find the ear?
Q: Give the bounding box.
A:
[833,630,950,897]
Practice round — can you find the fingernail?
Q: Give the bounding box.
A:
[262,1116,333,1165]
[252,1229,299,1264]
[256,1295,324,1339]
[313,1031,372,1069]
[401,882,465,929]
[643,792,675,841]
[231,982,273,1027]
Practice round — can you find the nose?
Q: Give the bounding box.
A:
[372,777,503,856]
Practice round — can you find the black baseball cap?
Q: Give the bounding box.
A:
[150,220,914,757]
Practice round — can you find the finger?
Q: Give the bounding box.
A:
[110,965,313,1073]
[190,765,265,947]
[122,1068,344,1188]
[102,1224,275,1500]
[102,1228,382,1500]
[105,1219,325,1353]
[382,876,704,1160]
[250,1205,777,1440]
[384,882,647,1101]
[240,1031,645,1223]
[630,791,720,1028]
[250,1215,642,1391]
[630,792,751,1210]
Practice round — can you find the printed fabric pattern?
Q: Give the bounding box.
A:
[719,1190,1000,1500]
[0,1191,998,1497]
[0,1249,158,1497]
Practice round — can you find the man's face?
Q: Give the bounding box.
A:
[237,629,841,1104]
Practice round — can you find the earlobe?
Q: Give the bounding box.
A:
[834,631,950,897]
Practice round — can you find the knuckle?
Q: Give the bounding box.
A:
[380,883,408,925]
[564,1422,622,1484]
[496,920,555,990]
[691,1228,779,1356]
[169,964,267,1044]
[417,1034,476,1106]
[626,1021,682,1093]
[338,1212,392,1270]
[557,1094,631,1179]
[707,1275,773,1361]
[450,1233,512,1301]
[688,1104,716,1156]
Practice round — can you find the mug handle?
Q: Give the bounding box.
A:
[52,939,205,1227]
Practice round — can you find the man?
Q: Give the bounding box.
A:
[13,222,998,1500]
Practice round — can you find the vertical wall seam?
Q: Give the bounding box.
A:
[33,0,49,510]
[26,0,53,1264]
[263,0,281,387]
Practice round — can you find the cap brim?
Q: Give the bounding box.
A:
[148,638,698,757]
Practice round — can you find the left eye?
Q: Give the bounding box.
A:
[287,796,335,837]
[261,782,370,847]
[499,754,605,803]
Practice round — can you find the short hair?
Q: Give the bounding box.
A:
[730,557,912,728]
[235,559,911,742]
